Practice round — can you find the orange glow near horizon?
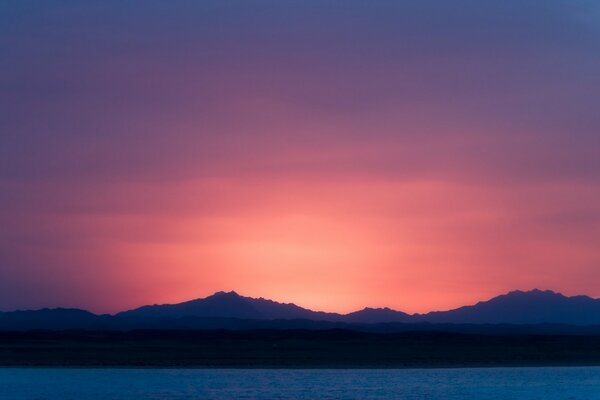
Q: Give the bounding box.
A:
[15,176,595,315]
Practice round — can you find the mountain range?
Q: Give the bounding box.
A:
[2,289,600,331]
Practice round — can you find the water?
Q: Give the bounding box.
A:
[1,367,600,399]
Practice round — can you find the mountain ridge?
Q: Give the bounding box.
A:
[2,289,600,330]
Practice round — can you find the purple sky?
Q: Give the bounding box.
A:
[1,0,600,313]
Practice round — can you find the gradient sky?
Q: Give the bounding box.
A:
[1,0,600,314]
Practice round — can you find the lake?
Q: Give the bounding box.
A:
[1,367,599,399]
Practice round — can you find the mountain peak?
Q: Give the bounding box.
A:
[212,290,241,298]
[504,289,564,298]
[421,288,600,325]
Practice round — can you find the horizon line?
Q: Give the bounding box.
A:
[2,287,597,316]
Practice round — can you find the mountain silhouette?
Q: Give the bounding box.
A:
[116,291,344,321]
[2,289,600,330]
[418,289,600,325]
[344,307,412,323]
[0,308,112,330]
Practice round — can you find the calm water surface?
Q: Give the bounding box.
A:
[1,367,599,399]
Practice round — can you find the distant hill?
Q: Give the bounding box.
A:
[418,289,600,325]
[0,308,112,330]
[116,291,343,321]
[116,291,414,324]
[2,289,600,331]
[344,307,412,324]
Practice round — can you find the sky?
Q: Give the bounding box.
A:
[1,0,600,314]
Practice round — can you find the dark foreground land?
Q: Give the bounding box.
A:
[1,329,600,368]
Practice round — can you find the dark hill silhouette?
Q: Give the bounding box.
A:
[0,308,112,330]
[344,307,412,323]
[2,289,600,330]
[116,291,344,321]
[418,289,600,325]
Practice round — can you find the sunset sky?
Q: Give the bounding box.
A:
[1,0,600,314]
